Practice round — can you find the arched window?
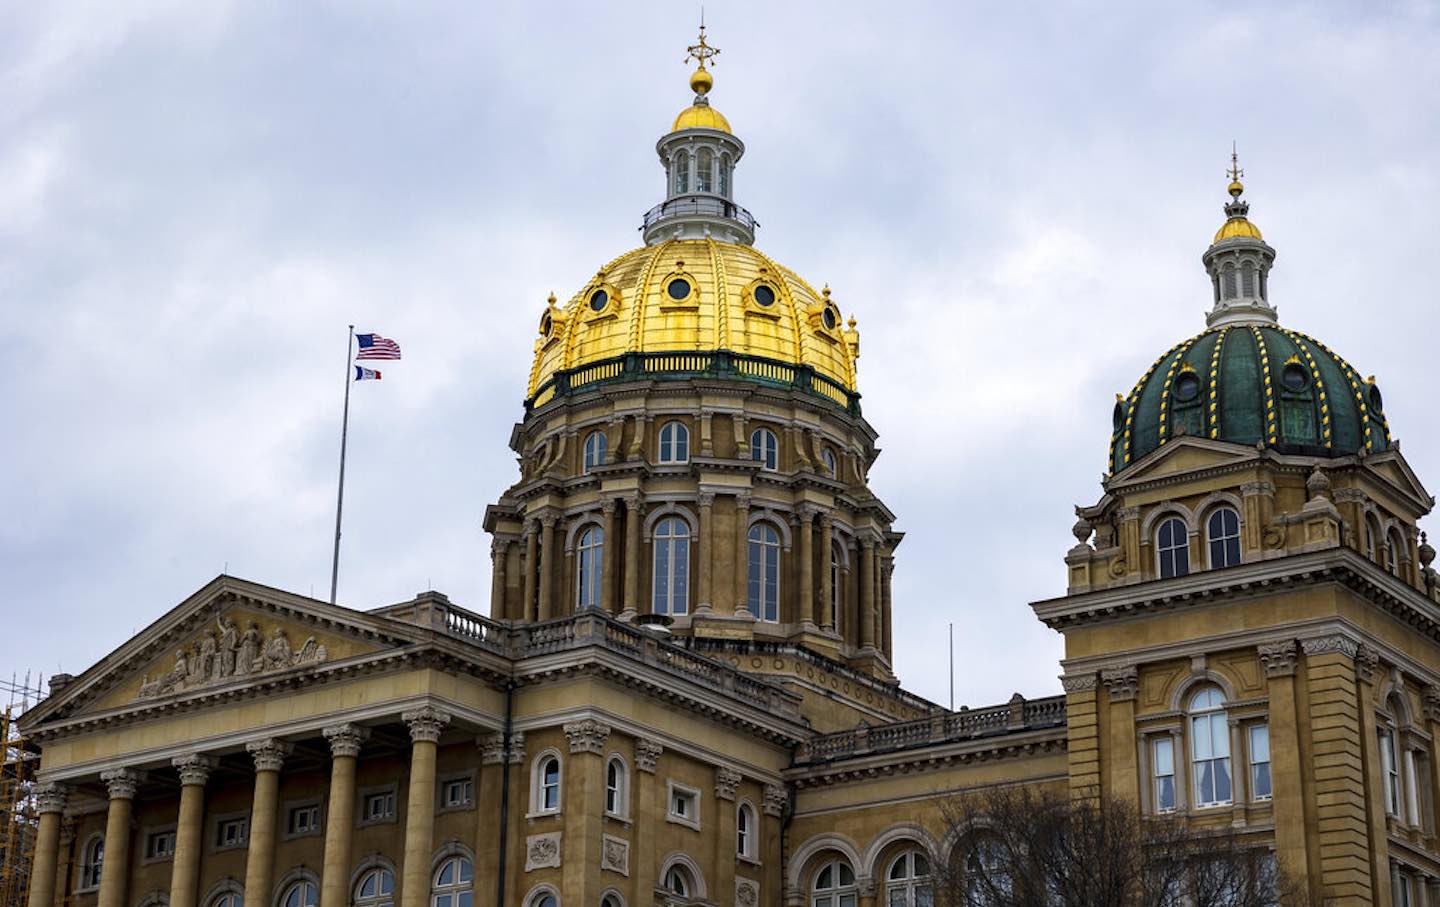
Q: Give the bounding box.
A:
[750,428,779,471]
[208,894,242,907]
[1241,262,1256,296]
[663,865,694,898]
[673,154,689,194]
[605,757,627,817]
[80,835,104,890]
[583,431,608,474]
[736,802,755,858]
[355,868,395,907]
[1379,695,1409,821]
[748,523,781,622]
[885,850,932,907]
[1189,686,1232,807]
[576,525,603,611]
[697,148,713,193]
[829,541,843,632]
[533,753,561,813]
[600,896,621,907]
[652,517,691,616]
[527,895,556,907]
[431,856,473,907]
[810,859,857,907]
[1366,516,1380,562]
[280,880,318,907]
[820,448,837,476]
[1387,531,1402,577]
[1222,263,1238,299]
[658,421,689,464]
[1206,507,1241,568]
[960,836,1009,905]
[1156,516,1190,579]
[719,153,731,197]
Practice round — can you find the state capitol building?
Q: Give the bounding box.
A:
[17,27,1440,907]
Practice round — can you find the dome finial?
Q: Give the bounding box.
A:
[1227,141,1245,199]
[685,14,720,96]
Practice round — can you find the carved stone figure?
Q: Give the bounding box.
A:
[164,649,189,692]
[136,618,330,701]
[216,614,239,677]
[197,631,218,682]
[296,636,327,666]
[263,626,292,671]
[237,622,261,675]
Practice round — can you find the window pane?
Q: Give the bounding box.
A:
[673,542,689,614]
[1214,758,1232,802]
[1252,761,1272,799]
[1156,775,1176,811]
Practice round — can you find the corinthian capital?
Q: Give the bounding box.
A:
[563,719,612,755]
[635,738,663,773]
[172,754,217,787]
[1100,665,1139,702]
[246,739,293,773]
[715,766,742,801]
[1256,641,1298,678]
[100,768,142,800]
[402,706,452,744]
[33,782,68,815]
[323,723,371,758]
[763,783,788,817]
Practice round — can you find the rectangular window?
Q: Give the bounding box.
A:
[1396,871,1413,907]
[667,783,700,829]
[363,791,396,822]
[1381,729,1401,817]
[287,804,321,836]
[1249,724,1272,801]
[442,778,474,809]
[1152,737,1176,813]
[145,830,176,860]
[215,817,248,849]
[1191,712,1232,807]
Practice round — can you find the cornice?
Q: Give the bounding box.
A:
[786,729,1067,789]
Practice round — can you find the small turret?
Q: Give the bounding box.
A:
[1202,145,1278,327]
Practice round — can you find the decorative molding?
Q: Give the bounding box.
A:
[137,613,327,701]
[1100,665,1138,702]
[715,766,742,801]
[1355,644,1380,685]
[323,723,370,758]
[1061,673,1099,693]
[1333,487,1368,504]
[245,739,291,774]
[481,731,525,765]
[1115,506,1142,521]
[600,834,629,876]
[736,877,759,907]
[33,782,67,815]
[402,706,452,744]
[635,738,663,773]
[563,719,612,755]
[1300,633,1359,660]
[762,783,787,817]
[1425,686,1440,724]
[525,832,562,872]
[172,753,216,786]
[101,768,142,800]
[1241,480,1276,497]
[1256,641,1299,678]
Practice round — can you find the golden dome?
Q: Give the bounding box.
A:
[528,239,858,400]
[672,103,732,134]
[1213,216,1264,243]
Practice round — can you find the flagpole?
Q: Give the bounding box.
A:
[329,325,355,604]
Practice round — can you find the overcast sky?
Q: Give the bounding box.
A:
[4,1,1439,710]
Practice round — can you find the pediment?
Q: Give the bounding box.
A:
[1109,436,1258,487]
[1361,451,1434,514]
[25,576,426,726]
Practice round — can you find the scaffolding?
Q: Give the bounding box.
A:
[1,673,44,907]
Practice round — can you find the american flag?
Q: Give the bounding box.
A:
[356,333,402,360]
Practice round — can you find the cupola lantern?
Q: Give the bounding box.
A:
[1202,145,1278,327]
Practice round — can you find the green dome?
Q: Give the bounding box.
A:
[1110,324,1392,473]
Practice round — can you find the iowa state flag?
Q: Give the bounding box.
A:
[354,366,382,381]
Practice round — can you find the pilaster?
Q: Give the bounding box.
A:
[1061,673,1101,802]
[1100,665,1139,805]
[562,720,610,903]
[634,738,662,892]
[1257,641,1311,891]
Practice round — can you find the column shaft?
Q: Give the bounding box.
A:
[522,527,538,621]
[489,541,509,620]
[859,542,876,649]
[169,755,215,907]
[537,517,557,620]
[601,504,618,613]
[697,495,714,613]
[319,727,366,907]
[819,520,834,631]
[735,498,751,616]
[623,496,642,614]
[799,513,815,627]
[96,771,139,907]
[25,793,64,907]
[399,709,449,907]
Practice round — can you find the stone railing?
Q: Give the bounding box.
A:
[795,693,1067,764]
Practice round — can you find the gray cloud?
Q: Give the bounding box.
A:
[4,1,1438,710]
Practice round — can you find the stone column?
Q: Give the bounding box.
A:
[241,741,289,907]
[538,514,558,620]
[859,539,876,650]
[634,739,663,890]
[1257,642,1310,891]
[490,539,509,620]
[734,494,752,618]
[169,755,216,907]
[714,768,741,904]
[1100,666,1140,805]
[622,493,642,618]
[880,555,894,660]
[522,521,539,622]
[96,769,142,907]
[562,721,610,902]
[319,724,369,907]
[1354,645,1393,906]
[819,517,835,631]
[697,493,715,613]
[25,783,67,907]
[55,818,77,907]
[798,506,816,628]
[400,708,451,907]
[601,499,619,614]
[762,785,788,904]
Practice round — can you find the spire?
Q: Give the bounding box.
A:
[643,22,755,246]
[1202,144,1278,327]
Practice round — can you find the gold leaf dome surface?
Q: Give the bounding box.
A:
[528,239,858,398]
[672,103,732,134]
[1213,217,1264,243]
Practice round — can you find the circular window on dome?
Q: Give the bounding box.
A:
[667,279,691,300]
[822,307,838,330]
[1369,384,1384,412]
[753,284,776,307]
[1281,362,1309,392]
[589,289,609,312]
[1173,371,1201,402]
[1112,401,1126,432]
[540,314,553,337]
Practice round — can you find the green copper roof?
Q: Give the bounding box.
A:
[1110,324,1392,473]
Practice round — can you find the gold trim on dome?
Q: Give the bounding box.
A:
[741,272,783,321]
[580,279,622,323]
[807,286,844,344]
[658,263,701,312]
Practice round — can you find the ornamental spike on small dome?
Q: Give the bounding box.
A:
[1202,144,1278,328]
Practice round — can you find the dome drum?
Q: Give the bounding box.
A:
[526,348,861,416]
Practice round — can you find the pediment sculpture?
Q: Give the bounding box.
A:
[136,614,328,700]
